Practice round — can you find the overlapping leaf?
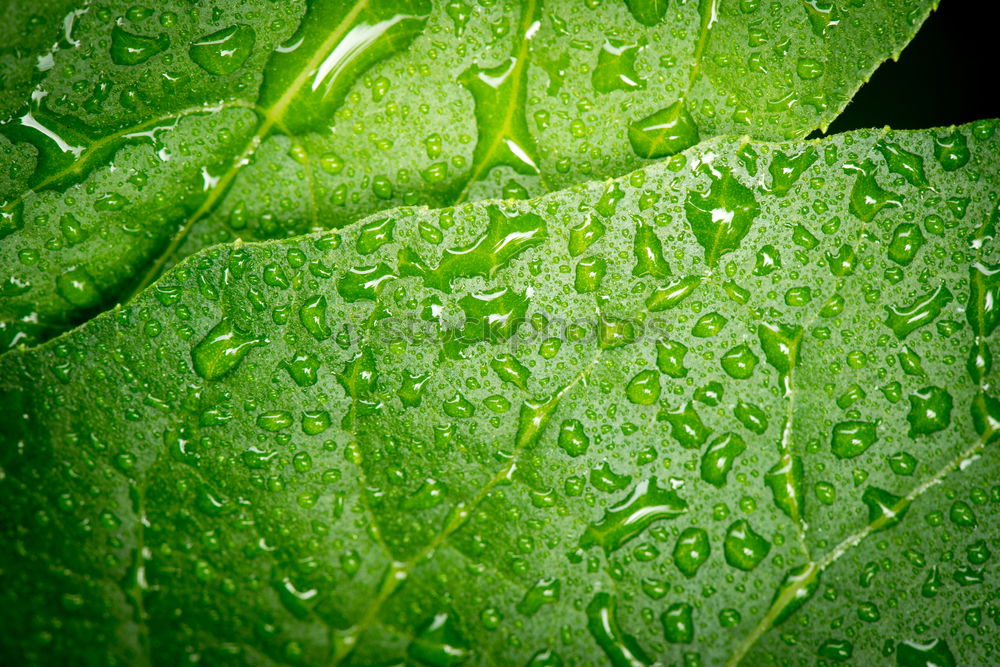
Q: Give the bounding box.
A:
[0,0,937,348]
[2,121,997,665]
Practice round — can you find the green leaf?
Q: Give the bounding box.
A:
[2,120,998,665]
[0,0,937,349]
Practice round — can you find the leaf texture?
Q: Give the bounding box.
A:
[0,0,937,348]
[1,120,997,666]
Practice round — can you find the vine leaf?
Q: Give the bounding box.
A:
[1,0,937,348]
[2,121,997,666]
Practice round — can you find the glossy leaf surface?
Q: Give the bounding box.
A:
[0,0,936,348]
[2,121,998,665]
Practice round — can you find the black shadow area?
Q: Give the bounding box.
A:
[824,1,1000,134]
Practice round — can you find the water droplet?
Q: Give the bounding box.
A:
[949,500,977,527]
[769,147,817,195]
[575,257,607,293]
[556,419,590,457]
[802,0,839,37]
[661,602,694,644]
[846,159,900,222]
[720,344,759,379]
[723,519,771,571]
[656,339,689,378]
[700,433,746,487]
[767,562,820,626]
[862,486,910,532]
[580,478,687,554]
[626,370,660,405]
[283,352,321,387]
[659,402,711,449]
[628,101,700,159]
[302,411,331,435]
[818,638,854,662]
[765,453,804,522]
[876,141,928,187]
[646,276,701,312]
[398,370,431,408]
[757,322,802,395]
[403,207,546,292]
[734,401,768,434]
[516,578,561,616]
[632,222,672,278]
[593,39,646,93]
[884,283,953,339]
[191,318,260,380]
[259,2,431,135]
[967,263,1000,337]
[401,478,448,510]
[585,593,653,667]
[356,217,395,254]
[189,25,256,75]
[337,263,397,302]
[831,421,878,459]
[624,0,668,25]
[110,26,169,65]
[458,3,542,181]
[691,312,727,337]
[752,244,782,275]
[445,289,530,358]
[443,392,475,419]
[932,130,970,171]
[906,386,953,436]
[490,354,531,390]
[407,612,472,667]
[673,527,710,577]
[590,462,632,493]
[795,57,824,80]
[568,215,605,257]
[299,294,332,340]
[685,168,760,266]
[895,639,955,667]
[55,265,101,307]
[888,223,926,266]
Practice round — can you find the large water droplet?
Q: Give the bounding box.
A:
[673,527,710,577]
[110,26,169,65]
[191,318,260,380]
[685,168,760,266]
[932,130,970,171]
[659,402,711,449]
[768,147,817,196]
[55,265,101,307]
[516,578,561,616]
[723,519,770,570]
[189,25,256,75]
[625,370,660,405]
[593,39,646,93]
[700,433,746,487]
[895,639,955,667]
[628,101,700,159]
[877,141,928,187]
[259,1,431,135]
[884,283,953,339]
[580,478,687,554]
[905,386,953,436]
[862,486,910,532]
[407,612,472,667]
[661,602,694,644]
[585,593,653,667]
[831,421,878,459]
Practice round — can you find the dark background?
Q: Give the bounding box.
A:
[824,1,999,134]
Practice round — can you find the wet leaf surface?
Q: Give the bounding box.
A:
[0,0,936,348]
[2,121,998,665]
